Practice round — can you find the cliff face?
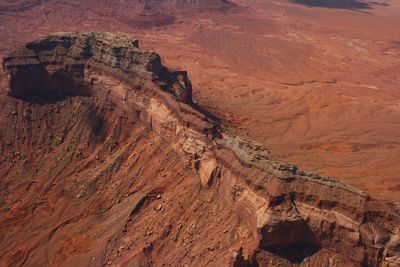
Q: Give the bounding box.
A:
[3,32,192,103]
[0,33,399,267]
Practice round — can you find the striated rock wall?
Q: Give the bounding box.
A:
[1,32,400,266]
[3,32,192,103]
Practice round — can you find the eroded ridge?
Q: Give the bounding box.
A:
[1,33,399,267]
[3,32,192,103]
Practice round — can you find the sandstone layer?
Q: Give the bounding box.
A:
[0,33,400,267]
[180,0,400,202]
[0,0,399,202]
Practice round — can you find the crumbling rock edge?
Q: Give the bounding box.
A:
[1,32,400,266]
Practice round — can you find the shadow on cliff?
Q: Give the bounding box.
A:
[259,220,321,264]
[191,102,220,122]
[6,63,92,102]
[20,91,69,104]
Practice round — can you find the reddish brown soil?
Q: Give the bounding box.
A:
[1,0,398,201]
[1,31,399,267]
[1,2,400,265]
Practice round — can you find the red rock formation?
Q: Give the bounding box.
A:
[0,33,399,266]
[3,33,192,103]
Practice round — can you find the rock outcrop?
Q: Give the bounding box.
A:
[0,33,399,267]
[3,32,192,103]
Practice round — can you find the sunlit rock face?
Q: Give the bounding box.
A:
[0,33,399,267]
[3,32,192,103]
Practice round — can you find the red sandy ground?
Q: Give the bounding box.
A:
[0,0,399,201]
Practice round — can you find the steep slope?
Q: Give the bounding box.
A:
[0,33,399,267]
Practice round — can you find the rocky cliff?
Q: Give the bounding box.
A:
[0,32,399,267]
[4,32,192,103]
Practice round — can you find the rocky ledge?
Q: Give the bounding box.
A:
[1,33,400,266]
[3,32,192,103]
